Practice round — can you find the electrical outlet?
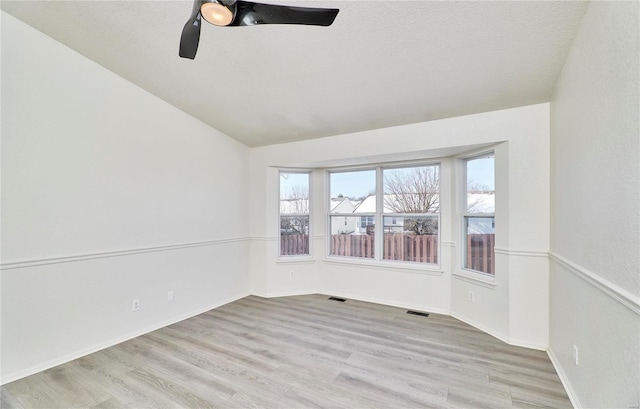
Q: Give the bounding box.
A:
[168,290,175,302]
[132,299,140,312]
[468,291,475,302]
[289,271,295,278]
[573,345,579,365]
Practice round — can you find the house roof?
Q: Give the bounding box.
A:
[330,197,355,213]
[353,195,377,214]
[1,1,588,147]
[353,194,443,214]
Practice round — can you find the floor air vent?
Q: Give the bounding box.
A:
[406,310,430,317]
[328,297,347,302]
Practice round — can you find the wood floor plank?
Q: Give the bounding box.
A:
[0,388,25,409]
[36,363,112,407]
[1,294,572,408]
[332,372,447,409]
[124,367,220,408]
[3,373,71,409]
[270,366,384,409]
[510,385,574,409]
[90,396,127,409]
[139,332,289,402]
[278,386,346,409]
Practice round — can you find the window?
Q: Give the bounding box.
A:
[382,165,439,263]
[279,172,310,257]
[360,216,374,229]
[329,170,375,258]
[328,164,440,265]
[463,154,495,275]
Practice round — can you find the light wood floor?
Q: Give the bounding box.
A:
[1,294,572,408]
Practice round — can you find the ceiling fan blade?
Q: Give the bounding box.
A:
[179,0,204,59]
[230,1,339,27]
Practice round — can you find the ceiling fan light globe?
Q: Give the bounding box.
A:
[201,2,234,26]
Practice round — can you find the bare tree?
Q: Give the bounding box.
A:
[280,184,309,235]
[285,185,309,213]
[384,167,439,213]
[383,167,439,235]
[466,181,493,213]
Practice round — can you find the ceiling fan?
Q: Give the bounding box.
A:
[179,0,340,60]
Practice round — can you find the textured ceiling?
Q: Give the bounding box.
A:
[1,0,589,147]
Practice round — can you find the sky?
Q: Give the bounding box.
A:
[466,157,495,191]
[279,172,309,199]
[330,170,376,199]
[279,170,377,200]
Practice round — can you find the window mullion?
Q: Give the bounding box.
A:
[375,167,384,261]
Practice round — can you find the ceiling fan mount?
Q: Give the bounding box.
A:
[179,0,340,60]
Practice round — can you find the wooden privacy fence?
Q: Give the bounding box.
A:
[280,234,309,256]
[329,234,438,263]
[467,234,495,275]
[330,234,375,258]
[383,234,438,263]
[284,233,494,274]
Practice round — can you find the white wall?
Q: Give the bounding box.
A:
[250,103,550,348]
[549,2,640,408]
[1,12,251,383]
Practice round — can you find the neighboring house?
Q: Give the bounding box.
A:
[351,194,444,234]
[466,217,495,234]
[330,197,357,234]
[283,193,493,235]
[466,192,496,234]
[352,195,405,234]
[330,197,356,214]
[352,195,377,234]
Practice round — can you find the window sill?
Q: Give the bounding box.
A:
[276,256,316,264]
[323,256,443,276]
[452,270,496,288]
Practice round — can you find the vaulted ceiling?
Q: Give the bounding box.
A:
[1,1,589,147]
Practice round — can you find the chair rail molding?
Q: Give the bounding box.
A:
[549,251,640,315]
[0,237,251,270]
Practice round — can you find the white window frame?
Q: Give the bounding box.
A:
[278,170,312,260]
[326,162,441,271]
[327,167,376,261]
[461,152,495,277]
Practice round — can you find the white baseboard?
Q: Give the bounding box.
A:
[508,337,548,351]
[450,311,510,344]
[450,311,547,351]
[0,292,250,385]
[547,347,581,409]
[252,290,318,298]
